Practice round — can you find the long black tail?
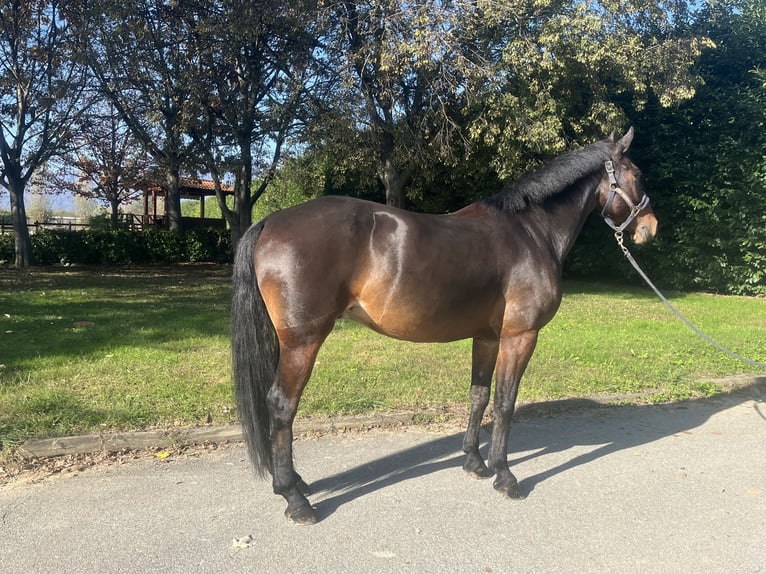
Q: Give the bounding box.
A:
[232,220,277,477]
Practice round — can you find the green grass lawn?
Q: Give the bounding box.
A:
[1,265,764,450]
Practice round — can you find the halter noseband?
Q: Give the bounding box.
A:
[600,160,650,233]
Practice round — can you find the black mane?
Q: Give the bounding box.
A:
[480,140,613,213]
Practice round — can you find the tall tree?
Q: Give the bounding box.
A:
[321,0,481,208]
[313,1,710,209]
[467,0,713,180]
[55,102,152,228]
[0,0,91,267]
[75,0,197,231]
[184,0,321,245]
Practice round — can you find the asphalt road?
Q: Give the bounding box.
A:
[2,383,765,574]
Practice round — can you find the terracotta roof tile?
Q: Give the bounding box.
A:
[178,177,233,192]
[146,177,234,194]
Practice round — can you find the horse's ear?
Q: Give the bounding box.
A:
[616,127,634,155]
[607,131,616,143]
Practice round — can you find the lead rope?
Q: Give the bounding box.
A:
[614,231,766,369]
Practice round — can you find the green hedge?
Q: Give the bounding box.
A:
[0,228,232,266]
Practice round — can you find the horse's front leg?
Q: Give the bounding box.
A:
[488,329,538,499]
[462,338,498,478]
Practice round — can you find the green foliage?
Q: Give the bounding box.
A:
[407,144,503,213]
[545,1,764,296]
[11,229,233,266]
[0,233,12,264]
[569,0,766,296]
[252,155,328,221]
[321,0,479,206]
[182,228,234,263]
[467,0,712,180]
[86,213,115,230]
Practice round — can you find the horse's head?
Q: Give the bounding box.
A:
[597,128,658,245]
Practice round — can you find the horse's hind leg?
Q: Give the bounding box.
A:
[267,331,329,525]
[463,338,498,478]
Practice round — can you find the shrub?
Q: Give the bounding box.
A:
[2,228,234,266]
[0,233,13,264]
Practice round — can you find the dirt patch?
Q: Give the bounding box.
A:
[0,441,236,491]
[0,410,464,489]
[0,403,607,488]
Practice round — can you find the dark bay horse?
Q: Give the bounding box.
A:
[232,128,658,524]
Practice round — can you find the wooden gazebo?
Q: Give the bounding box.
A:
[143,177,233,229]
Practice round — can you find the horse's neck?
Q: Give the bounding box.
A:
[528,172,601,265]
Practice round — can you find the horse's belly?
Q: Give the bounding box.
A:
[342,295,496,343]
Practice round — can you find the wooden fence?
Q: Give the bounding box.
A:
[1,214,226,235]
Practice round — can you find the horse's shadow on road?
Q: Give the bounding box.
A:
[307,377,766,522]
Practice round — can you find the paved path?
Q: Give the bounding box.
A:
[2,386,765,573]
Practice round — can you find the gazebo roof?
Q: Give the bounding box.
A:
[146,177,234,198]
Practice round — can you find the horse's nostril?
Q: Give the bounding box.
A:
[633,223,653,244]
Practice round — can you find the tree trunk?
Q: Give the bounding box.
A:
[230,215,245,254]
[165,167,183,232]
[227,180,251,253]
[7,176,34,268]
[231,142,255,253]
[239,153,253,216]
[110,194,120,229]
[380,157,411,209]
[377,130,411,209]
[211,159,251,254]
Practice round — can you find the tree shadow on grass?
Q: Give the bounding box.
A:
[0,389,114,450]
[308,377,766,522]
[0,266,231,366]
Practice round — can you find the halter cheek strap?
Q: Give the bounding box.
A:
[600,160,650,233]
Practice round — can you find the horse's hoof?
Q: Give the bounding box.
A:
[463,453,493,479]
[493,476,526,500]
[285,503,317,525]
[464,464,494,479]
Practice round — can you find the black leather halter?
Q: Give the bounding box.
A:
[600,160,650,233]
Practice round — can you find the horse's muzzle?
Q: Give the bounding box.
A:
[632,212,658,245]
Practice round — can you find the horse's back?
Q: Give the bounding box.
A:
[251,196,512,341]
